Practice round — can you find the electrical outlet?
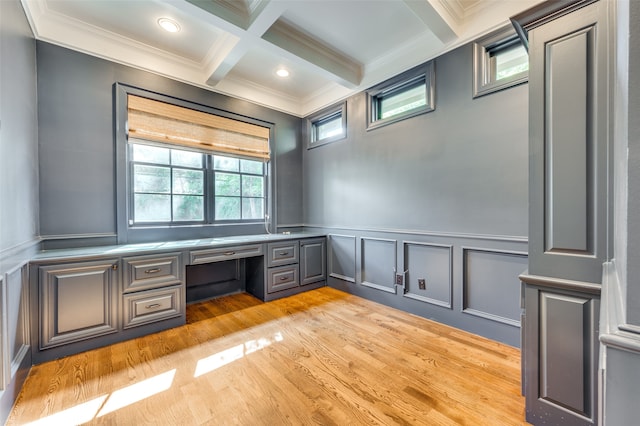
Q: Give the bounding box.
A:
[396,274,403,285]
[418,278,426,290]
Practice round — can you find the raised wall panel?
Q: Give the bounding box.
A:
[544,27,594,254]
[360,237,396,294]
[463,249,526,326]
[328,234,356,282]
[528,1,608,284]
[523,284,599,424]
[403,242,452,308]
[5,266,29,381]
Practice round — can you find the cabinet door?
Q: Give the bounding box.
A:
[39,260,118,349]
[300,238,326,286]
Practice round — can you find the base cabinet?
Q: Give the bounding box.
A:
[38,259,119,350]
[253,237,326,301]
[30,235,324,362]
[32,253,185,363]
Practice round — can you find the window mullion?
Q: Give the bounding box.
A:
[206,155,214,224]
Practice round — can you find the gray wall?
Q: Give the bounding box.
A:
[0,0,39,254]
[303,45,528,236]
[36,42,303,244]
[303,44,529,346]
[0,0,38,422]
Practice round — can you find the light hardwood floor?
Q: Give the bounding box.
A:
[7,287,528,425]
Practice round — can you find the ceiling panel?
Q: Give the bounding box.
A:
[46,0,225,62]
[278,0,428,64]
[226,46,332,100]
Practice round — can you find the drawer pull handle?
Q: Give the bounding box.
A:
[224,251,236,256]
[145,268,161,274]
[279,251,289,256]
[280,276,289,281]
[146,303,162,309]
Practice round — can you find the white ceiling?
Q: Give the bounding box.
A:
[21,0,543,117]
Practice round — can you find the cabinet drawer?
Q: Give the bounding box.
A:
[267,241,299,267]
[123,253,182,293]
[190,244,263,264]
[267,264,299,294]
[123,285,182,329]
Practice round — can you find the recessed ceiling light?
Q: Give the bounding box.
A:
[276,68,290,78]
[158,18,180,33]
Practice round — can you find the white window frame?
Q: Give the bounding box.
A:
[366,62,435,131]
[306,101,347,149]
[473,26,529,98]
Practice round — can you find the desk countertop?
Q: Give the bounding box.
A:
[31,232,326,263]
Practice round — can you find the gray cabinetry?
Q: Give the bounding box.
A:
[190,244,263,264]
[122,253,183,329]
[33,252,186,363]
[266,241,300,295]
[300,238,326,286]
[267,241,299,267]
[267,264,299,293]
[251,237,326,301]
[38,259,119,350]
[512,1,609,424]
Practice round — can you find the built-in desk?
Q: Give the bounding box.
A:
[28,232,326,363]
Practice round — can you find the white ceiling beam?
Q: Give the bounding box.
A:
[201,1,287,85]
[176,0,361,89]
[403,0,461,44]
[261,20,361,89]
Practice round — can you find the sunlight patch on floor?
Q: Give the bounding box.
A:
[194,332,283,378]
[24,395,109,426]
[22,369,176,425]
[97,369,176,417]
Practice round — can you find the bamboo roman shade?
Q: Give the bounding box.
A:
[127,95,270,160]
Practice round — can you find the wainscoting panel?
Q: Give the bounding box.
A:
[403,242,452,308]
[462,248,527,326]
[360,237,397,294]
[4,265,29,383]
[328,234,356,283]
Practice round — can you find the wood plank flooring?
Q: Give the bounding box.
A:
[7,287,528,425]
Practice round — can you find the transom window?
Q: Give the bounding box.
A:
[366,62,435,130]
[307,101,347,148]
[130,141,265,225]
[473,27,529,98]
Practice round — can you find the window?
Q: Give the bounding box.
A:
[131,144,205,223]
[213,155,265,221]
[366,62,435,130]
[129,142,265,225]
[473,27,529,98]
[115,85,273,242]
[306,101,346,148]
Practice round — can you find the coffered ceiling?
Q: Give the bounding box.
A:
[21,0,543,117]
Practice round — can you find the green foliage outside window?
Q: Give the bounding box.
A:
[131,142,265,224]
